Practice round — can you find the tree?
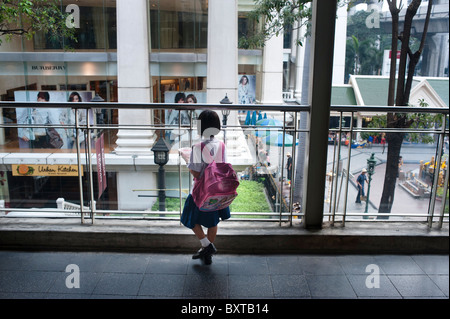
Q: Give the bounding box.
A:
[238,0,312,49]
[379,0,433,217]
[346,35,382,76]
[345,9,390,80]
[0,0,76,47]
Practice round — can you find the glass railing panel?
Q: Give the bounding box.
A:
[233,109,286,221]
[326,109,449,226]
[1,105,84,217]
[1,102,446,229]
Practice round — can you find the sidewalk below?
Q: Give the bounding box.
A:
[0,250,448,299]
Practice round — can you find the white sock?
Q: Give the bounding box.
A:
[200,237,211,248]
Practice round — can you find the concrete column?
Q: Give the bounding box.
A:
[356,115,363,142]
[206,0,248,159]
[207,0,238,104]
[115,0,154,156]
[259,31,284,104]
[294,23,307,101]
[302,0,337,229]
[332,3,348,85]
[115,0,156,211]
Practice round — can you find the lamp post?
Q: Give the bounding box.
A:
[151,135,170,212]
[220,94,232,142]
[364,153,376,218]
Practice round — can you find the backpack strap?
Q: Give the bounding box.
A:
[199,140,225,163]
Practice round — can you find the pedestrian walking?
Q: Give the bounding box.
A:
[381,133,386,154]
[286,152,292,180]
[355,168,368,204]
[180,110,231,265]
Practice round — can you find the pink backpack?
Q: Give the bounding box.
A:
[192,141,239,212]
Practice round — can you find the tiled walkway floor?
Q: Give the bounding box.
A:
[0,251,448,300]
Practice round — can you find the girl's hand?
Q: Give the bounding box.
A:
[179,148,191,163]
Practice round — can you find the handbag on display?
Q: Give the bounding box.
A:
[46,127,64,149]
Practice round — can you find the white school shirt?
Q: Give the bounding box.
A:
[187,138,226,180]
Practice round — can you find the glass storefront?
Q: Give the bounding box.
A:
[149,0,208,52]
[149,0,209,107]
[0,0,118,211]
[0,0,118,149]
[33,3,117,51]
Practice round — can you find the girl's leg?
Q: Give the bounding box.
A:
[192,225,218,243]
[192,224,206,240]
[207,226,218,243]
[191,224,217,264]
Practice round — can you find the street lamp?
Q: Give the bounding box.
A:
[220,94,232,141]
[151,136,170,212]
[364,153,376,217]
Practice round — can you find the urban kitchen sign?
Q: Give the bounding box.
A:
[13,164,82,177]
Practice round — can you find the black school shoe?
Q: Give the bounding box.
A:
[192,243,217,264]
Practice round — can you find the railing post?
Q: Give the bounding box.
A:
[342,112,354,227]
[75,109,85,224]
[86,109,95,224]
[439,157,449,229]
[302,0,337,229]
[428,116,447,228]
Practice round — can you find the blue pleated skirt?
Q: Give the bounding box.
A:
[181,194,231,229]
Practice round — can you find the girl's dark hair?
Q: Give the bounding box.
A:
[198,110,221,138]
[186,94,197,103]
[37,91,50,101]
[68,92,82,102]
[239,75,249,84]
[174,92,186,103]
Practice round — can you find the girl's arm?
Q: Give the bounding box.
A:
[189,169,201,179]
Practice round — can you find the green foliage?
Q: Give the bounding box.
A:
[239,0,312,49]
[152,180,271,213]
[152,197,184,212]
[365,98,444,144]
[0,0,76,47]
[239,0,369,49]
[229,180,271,212]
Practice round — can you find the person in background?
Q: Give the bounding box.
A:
[286,153,292,180]
[355,168,368,204]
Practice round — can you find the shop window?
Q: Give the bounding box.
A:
[153,76,205,103]
[238,14,258,49]
[41,85,58,91]
[150,0,208,51]
[60,84,88,91]
[33,6,117,50]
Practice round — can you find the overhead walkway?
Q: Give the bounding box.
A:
[0,217,447,254]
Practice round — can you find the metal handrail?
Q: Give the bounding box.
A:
[0,101,448,227]
[2,100,449,114]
